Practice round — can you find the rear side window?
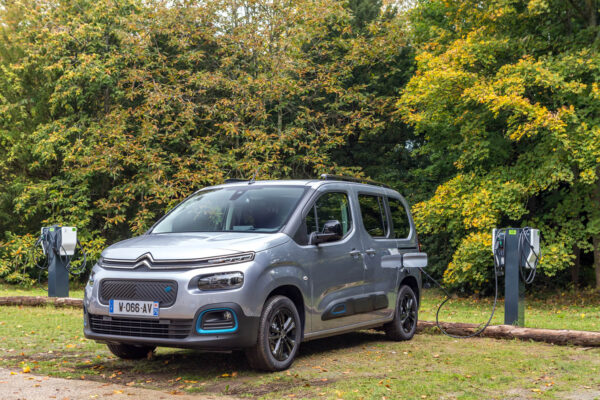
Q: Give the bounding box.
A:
[388,197,411,239]
[358,194,388,238]
[305,192,352,238]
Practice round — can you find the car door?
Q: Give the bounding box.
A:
[357,190,400,321]
[294,188,369,332]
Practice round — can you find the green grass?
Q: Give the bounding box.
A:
[0,305,599,399]
[0,283,84,298]
[420,288,600,331]
[7,283,596,331]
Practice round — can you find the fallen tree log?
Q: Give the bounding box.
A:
[0,296,83,308]
[1,296,598,346]
[417,320,600,346]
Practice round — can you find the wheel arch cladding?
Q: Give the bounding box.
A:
[267,285,306,334]
[400,275,420,306]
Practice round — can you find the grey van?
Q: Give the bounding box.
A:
[83,176,427,371]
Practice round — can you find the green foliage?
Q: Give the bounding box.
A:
[400,0,600,292]
[0,0,417,283]
[348,0,383,29]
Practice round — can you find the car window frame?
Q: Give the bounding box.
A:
[356,191,392,240]
[298,189,355,246]
[386,195,412,240]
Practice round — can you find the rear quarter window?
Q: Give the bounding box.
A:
[388,197,411,239]
[358,194,388,238]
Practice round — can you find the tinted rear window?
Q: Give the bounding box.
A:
[358,194,388,238]
[388,197,411,239]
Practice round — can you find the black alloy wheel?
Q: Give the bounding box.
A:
[384,284,418,341]
[398,290,417,335]
[268,307,297,361]
[245,295,302,371]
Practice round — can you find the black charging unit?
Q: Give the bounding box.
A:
[35,225,86,298]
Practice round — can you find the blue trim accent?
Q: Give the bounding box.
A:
[196,308,238,334]
[332,304,346,315]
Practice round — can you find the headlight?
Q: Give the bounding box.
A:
[197,272,244,291]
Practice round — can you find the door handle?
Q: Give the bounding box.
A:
[365,248,376,256]
[349,249,362,259]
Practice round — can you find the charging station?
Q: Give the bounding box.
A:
[420,226,540,338]
[493,227,540,326]
[38,225,80,297]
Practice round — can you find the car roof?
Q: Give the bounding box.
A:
[208,179,402,196]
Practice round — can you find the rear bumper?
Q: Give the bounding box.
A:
[83,302,259,349]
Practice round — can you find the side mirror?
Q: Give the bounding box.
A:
[309,220,343,245]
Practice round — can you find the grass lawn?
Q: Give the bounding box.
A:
[0,305,599,399]
[2,283,599,331]
[0,283,85,299]
[420,288,600,332]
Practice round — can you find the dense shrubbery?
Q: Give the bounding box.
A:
[0,0,598,292]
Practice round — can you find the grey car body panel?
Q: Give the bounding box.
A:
[84,179,425,349]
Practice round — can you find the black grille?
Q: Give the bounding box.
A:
[99,280,177,307]
[89,314,192,339]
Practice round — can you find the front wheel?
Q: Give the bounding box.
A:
[106,343,155,359]
[385,285,418,341]
[245,295,301,371]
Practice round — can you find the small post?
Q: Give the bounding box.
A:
[41,226,76,298]
[504,228,524,326]
[48,250,70,298]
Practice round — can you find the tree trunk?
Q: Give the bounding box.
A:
[0,296,82,308]
[572,243,581,289]
[417,321,600,346]
[595,234,600,291]
[595,167,600,291]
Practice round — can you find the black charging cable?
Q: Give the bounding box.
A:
[417,229,504,339]
[419,264,499,339]
[518,227,539,285]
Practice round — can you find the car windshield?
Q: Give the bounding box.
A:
[151,186,307,234]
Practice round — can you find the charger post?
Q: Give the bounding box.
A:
[40,226,77,298]
[492,227,540,327]
[503,229,525,326]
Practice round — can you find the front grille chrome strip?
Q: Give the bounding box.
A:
[100,251,254,270]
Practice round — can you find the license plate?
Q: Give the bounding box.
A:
[109,299,159,318]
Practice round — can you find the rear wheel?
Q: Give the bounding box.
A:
[245,295,301,371]
[106,343,155,359]
[385,285,418,341]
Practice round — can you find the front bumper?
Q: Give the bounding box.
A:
[83,264,262,350]
[84,302,259,349]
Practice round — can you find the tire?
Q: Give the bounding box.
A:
[385,285,418,341]
[245,295,302,371]
[106,343,156,360]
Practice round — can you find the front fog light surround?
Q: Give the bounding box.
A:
[197,272,244,291]
[197,308,238,334]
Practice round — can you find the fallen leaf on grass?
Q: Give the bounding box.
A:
[113,390,123,394]
[22,366,31,373]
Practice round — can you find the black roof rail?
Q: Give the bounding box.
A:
[223,178,249,184]
[319,174,390,188]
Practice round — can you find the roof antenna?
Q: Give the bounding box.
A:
[249,167,259,184]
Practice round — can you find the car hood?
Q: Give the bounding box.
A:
[101,232,290,260]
